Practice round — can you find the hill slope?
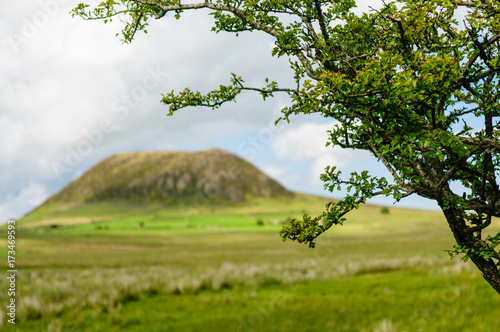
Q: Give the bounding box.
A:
[41,149,293,207]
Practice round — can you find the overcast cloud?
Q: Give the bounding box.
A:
[0,0,437,222]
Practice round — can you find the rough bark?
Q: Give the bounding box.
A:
[440,201,500,295]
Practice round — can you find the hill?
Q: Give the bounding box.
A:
[45,148,294,204]
[24,149,299,224]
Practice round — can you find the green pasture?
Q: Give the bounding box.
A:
[1,196,499,331]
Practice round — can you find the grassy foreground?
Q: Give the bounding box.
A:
[1,195,499,331]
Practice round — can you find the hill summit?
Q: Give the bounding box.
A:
[42,149,293,207]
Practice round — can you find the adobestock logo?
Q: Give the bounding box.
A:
[51,65,169,180]
[6,0,72,53]
[237,108,287,161]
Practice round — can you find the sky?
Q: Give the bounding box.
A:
[0,0,439,223]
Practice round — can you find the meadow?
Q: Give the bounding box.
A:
[1,194,499,331]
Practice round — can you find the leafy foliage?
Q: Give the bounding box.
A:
[72,0,500,293]
[449,232,500,264]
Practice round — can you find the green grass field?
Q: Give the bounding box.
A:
[1,195,499,331]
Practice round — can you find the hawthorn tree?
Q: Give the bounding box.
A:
[72,0,500,294]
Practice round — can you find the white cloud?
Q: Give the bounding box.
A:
[271,122,377,187]
[22,183,49,206]
[271,122,351,169]
[262,165,299,188]
[272,122,333,160]
[0,183,49,223]
[353,0,385,14]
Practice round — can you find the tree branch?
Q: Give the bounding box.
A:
[385,14,411,55]
[459,136,500,153]
[313,0,330,43]
[367,141,401,182]
[152,1,280,37]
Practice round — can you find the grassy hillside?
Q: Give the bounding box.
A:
[33,149,292,213]
[2,198,500,331]
[20,191,328,228]
[4,149,500,331]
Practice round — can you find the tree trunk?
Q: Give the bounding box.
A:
[440,206,500,295]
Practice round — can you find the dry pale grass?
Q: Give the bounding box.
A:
[0,255,469,324]
[22,216,111,228]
